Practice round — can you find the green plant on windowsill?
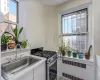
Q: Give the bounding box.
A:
[58,42,67,56]
[4,25,23,48]
[1,34,10,51]
[21,40,28,49]
[66,46,72,57]
[4,25,23,43]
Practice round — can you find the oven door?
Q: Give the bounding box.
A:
[48,60,57,80]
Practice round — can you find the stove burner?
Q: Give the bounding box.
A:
[33,51,56,59]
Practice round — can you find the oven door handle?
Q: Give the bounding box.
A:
[48,59,57,67]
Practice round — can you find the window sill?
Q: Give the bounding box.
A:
[58,55,94,66]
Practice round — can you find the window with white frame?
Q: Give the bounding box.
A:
[6,0,18,22]
[61,8,88,53]
[0,0,18,33]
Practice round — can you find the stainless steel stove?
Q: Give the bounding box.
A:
[31,47,57,80]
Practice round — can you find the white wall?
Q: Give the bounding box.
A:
[57,0,91,12]
[42,6,58,50]
[19,0,58,50]
[92,0,100,80]
[92,0,100,55]
[19,0,45,48]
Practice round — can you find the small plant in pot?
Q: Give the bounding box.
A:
[85,45,92,60]
[67,46,72,57]
[59,43,66,56]
[8,37,16,49]
[1,34,10,51]
[72,50,78,58]
[4,26,23,49]
[78,52,84,59]
[21,40,28,49]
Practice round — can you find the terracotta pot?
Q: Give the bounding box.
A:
[8,43,16,49]
[62,50,66,56]
[85,53,90,60]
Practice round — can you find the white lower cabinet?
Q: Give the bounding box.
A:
[15,71,34,80]
[34,62,46,80]
[23,71,34,80]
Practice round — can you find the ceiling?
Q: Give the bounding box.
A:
[38,0,70,5]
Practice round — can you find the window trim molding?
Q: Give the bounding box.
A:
[59,4,89,52]
[58,3,94,63]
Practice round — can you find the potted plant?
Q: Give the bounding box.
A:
[78,52,84,59]
[85,45,92,60]
[8,37,16,49]
[21,40,28,49]
[4,26,23,49]
[59,43,66,56]
[72,50,78,58]
[67,46,72,57]
[1,34,10,51]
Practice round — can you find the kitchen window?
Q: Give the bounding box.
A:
[61,8,88,53]
[1,0,18,33]
[6,0,18,23]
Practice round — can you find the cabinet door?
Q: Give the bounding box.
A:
[23,71,34,80]
[14,71,34,80]
[34,62,46,80]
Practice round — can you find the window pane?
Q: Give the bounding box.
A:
[72,18,76,33]
[68,17,72,33]
[1,0,18,22]
[63,35,88,53]
[62,9,87,34]
[61,9,88,53]
[9,0,17,22]
[0,0,18,34]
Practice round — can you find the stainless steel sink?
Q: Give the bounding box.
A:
[1,56,41,80]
